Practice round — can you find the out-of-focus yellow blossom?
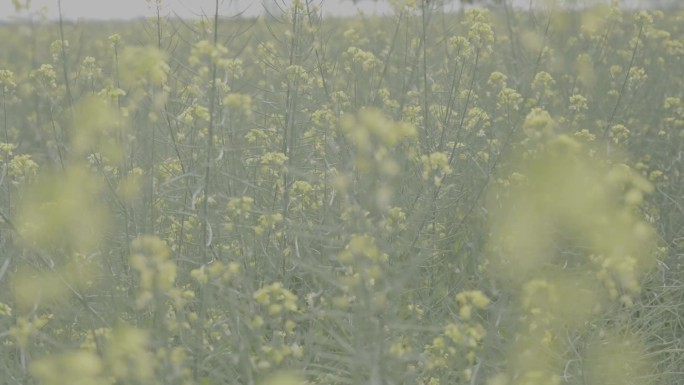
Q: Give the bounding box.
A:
[222,93,252,114]
[0,69,17,92]
[30,64,58,90]
[17,165,110,255]
[257,151,288,177]
[189,39,228,68]
[339,234,388,265]
[31,351,108,385]
[0,302,11,316]
[575,53,596,89]
[178,104,210,124]
[609,124,631,144]
[341,108,416,150]
[497,88,523,111]
[463,9,495,50]
[488,71,508,90]
[50,39,68,63]
[120,45,170,87]
[7,154,38,183]
[9,315,52,348]
[420,152,452,186]
[343,47,382,73]
[456,290,491,309]
[447,36,472,59]
[129,235,176,308]
[383,206,408,232]
[254,213,283,236]
[253,282,299,315]
[522,108,556,140]
[108,33,121,45]
[105,327,156,383]
[71,96,128,163]
[259,371,304,385]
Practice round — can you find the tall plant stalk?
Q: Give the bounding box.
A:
[195,0,221,379]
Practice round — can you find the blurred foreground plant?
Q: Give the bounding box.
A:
[485,135,657,385]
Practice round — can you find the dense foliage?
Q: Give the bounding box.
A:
[0,1,683,384]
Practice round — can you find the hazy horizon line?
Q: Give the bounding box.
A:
[0,0,673,23]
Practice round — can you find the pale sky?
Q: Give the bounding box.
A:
[1,0,397,20]
[0,0,656,21]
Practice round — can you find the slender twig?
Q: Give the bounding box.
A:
[602,22,644,141]
[196,0,221,379]
[57,0,74,108]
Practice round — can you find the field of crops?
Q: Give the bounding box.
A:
[0,1,683,384]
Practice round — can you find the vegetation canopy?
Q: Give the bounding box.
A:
[0,1,682,384]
